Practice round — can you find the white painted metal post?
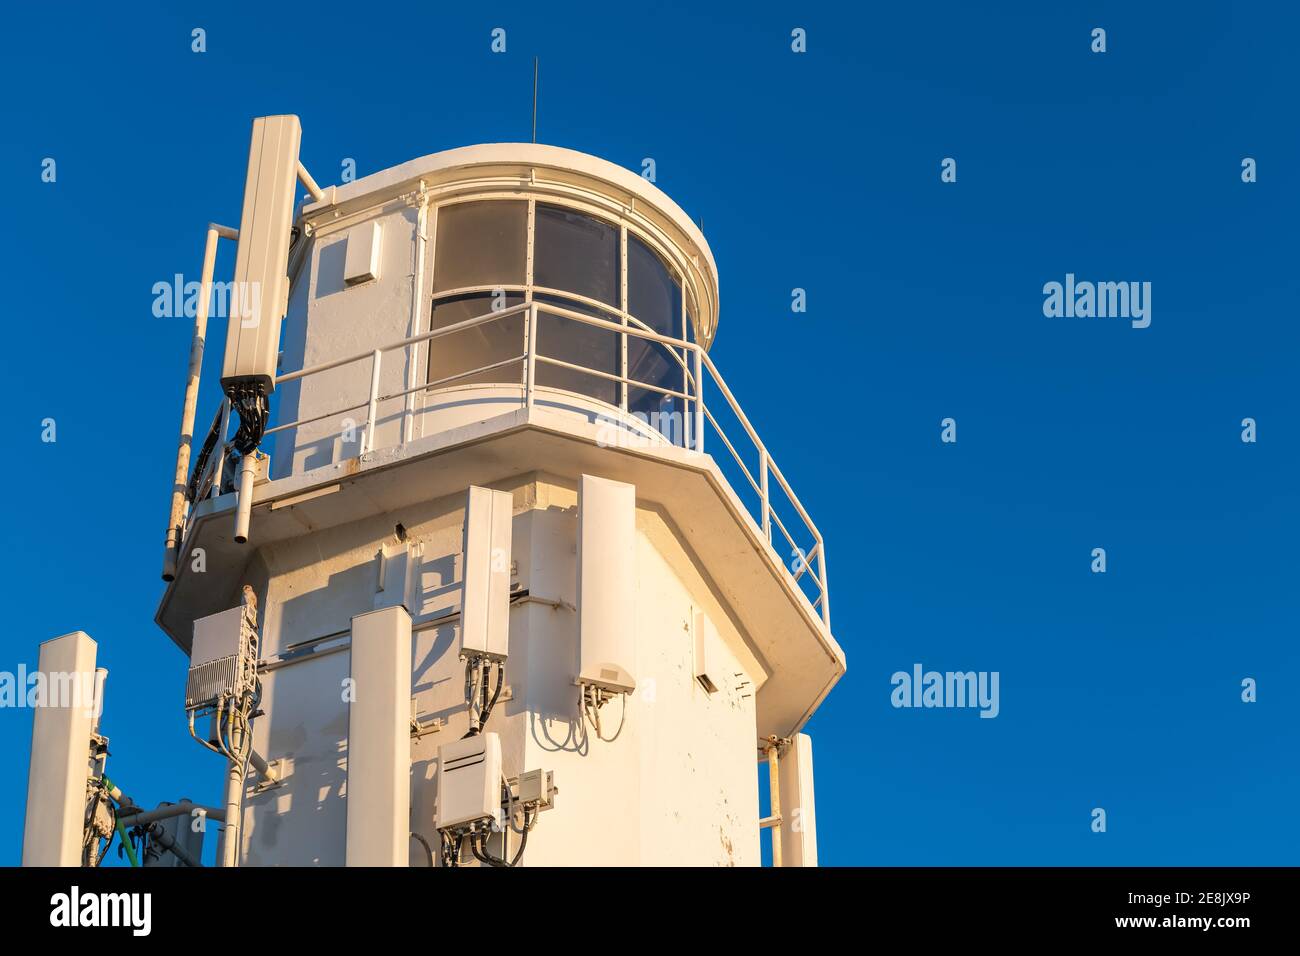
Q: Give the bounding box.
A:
[692,346,704,453]
[525,303,538,409]
[619,226,629,413]
[767,743,783,868]
[22,632,99,866]
[219,718,245,867]
[776,733,818,867]
[296,159,326,203]
[760,448,771,542]
[363,349,382,454]
[816,539,829,629]
[163,224,236,581]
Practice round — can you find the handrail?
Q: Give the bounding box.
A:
[183,299,831,629]
[697,349,822,550]
[275,301,534,385]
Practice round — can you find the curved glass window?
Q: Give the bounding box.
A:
[432,201,527,292]
[428,292,525,388]
[424,198,695,446]
[534,294,619,407]
[534,204,620,306]
[628,234,681,336]
[626,235,685,428]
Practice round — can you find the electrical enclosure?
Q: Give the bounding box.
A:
[436,733,502,830]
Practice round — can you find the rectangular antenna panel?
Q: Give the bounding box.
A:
[460,486,513,661]
[21,631,99,866]
[220,114,302,393]
[577,475,637,693]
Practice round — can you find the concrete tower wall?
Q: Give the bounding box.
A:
[275,203,421,478]
[239,475,761,866]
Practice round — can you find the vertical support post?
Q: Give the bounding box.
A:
[619,226,628,413]
[219,717,244,867]
[163,224,228,581]
[524,199,535,395]
[816,538,830,629]
[346,605,414,866]
[760,448,771,542]
[525,303,538,410]
[363,349,382,454]
[403,190,429,445]
[776,733,819,867]
[692,347,704,453]
[766,742,783,868]
[681,297,689,448]
[22,632,99,866]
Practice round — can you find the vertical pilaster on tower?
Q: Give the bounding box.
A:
[345,605,413,866]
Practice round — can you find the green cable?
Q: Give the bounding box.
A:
[100,773,140,868]
[114,815,139,867]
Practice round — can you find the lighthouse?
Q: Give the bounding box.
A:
[27,116,845,867]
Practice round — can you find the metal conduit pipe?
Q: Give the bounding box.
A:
[296,160,326,203]
[767,743,783,868]
[233,452,258,544]
[219,720,245,867]
[248,749,279,784]
[143,821,203,868]
[104,778,221,866]
[116,801,226,829]
[162,223,238,581]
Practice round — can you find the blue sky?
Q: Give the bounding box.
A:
[2,1,1296,865]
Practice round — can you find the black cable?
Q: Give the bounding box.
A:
[506,809,532,867]
[470,804,533,868]
[441,831,466,868]
[185,421,222,503]
[479,662,504,728]
[469,828,495,866]
[228,382,269,455]
[461,659,480,738]
[461,659,505,738]
[410,831,434,868]
[94,828,114,867]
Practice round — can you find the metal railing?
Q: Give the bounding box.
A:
[186,301,830,629]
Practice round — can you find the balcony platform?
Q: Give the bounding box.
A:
[156,399,845,741]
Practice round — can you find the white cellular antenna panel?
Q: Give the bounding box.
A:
[460,486,513,660]
[220,114,302,392]
[577,474,637,693]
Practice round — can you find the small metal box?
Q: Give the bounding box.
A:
[343,221,383,286]
[436,733,502,830]
[186,606,257,710]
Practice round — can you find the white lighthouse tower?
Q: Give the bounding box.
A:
[25,116,845,868]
